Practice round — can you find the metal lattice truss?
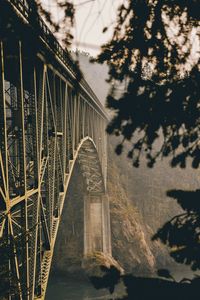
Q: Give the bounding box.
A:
[0,1,110,299]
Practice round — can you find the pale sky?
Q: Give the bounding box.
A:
[42,0,122,56]
[42,1,199,64]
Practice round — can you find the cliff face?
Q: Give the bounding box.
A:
[50,139,161,277]
[107,146,156,275]
[107,136,181,272]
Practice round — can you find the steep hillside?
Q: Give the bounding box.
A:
[50,137,196,279]
[51,155,158,277]
[107,144,156,275]
[108,136,200,233]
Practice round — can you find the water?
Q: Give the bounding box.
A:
[46,268,200,300]
[46,275,123,300]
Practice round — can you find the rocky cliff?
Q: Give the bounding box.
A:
[50,137,167,278]
[107,141,156,275]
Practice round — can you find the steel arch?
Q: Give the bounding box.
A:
[0,1,111,299]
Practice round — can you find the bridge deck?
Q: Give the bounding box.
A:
[2,0,107,119]
[0,1,111,300]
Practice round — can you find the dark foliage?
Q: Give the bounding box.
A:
[157,268,174,280]
[96,0,200,168]
[34,0,75,46]
[90,266,121,294]
[93,2,200,297]
[153,189,200,271]
[89,265,200,300]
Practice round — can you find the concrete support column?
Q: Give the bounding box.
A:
[84,194,91,255]
[84,192,112,256]
[102,194,112,255]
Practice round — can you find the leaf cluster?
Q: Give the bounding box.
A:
[153,189,200,270]
[32,0,75,46]
[89,265,199,300]
[97,0,200,168]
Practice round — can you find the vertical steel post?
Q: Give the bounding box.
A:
[0,41,9,201]
[17,40,29,299]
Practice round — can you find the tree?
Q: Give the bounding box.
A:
[94,0,200,282]
[153,189,200,271]
[96,0,200,169]
[29,0,74,46]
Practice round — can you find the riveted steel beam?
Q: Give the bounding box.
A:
[0,2,111,300]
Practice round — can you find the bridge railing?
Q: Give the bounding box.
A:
[7,0,107,119]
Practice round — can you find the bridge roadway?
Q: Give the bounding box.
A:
[0,1,111,299]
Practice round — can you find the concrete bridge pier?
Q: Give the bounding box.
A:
[84,193,112,256]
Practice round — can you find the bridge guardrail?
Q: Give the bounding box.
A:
[7,0,108,120]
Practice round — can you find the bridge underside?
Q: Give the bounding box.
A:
[78,140,111,256]
[50,159,111,279]
[0,1,111,300]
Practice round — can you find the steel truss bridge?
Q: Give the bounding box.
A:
[0,1,111,299]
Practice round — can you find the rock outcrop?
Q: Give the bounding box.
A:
[107,147,156,275]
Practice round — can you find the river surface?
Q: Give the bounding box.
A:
[46,275,125,300]
[46,268,199,300]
